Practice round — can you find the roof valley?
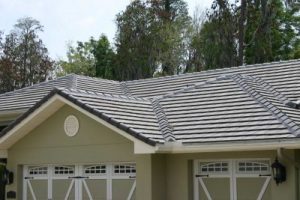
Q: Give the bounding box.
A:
[232,74,300,137]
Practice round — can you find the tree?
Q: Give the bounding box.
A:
[59,35,116,79]
[188,0,300,71]
[114,0,191,80]
[0,17,55,93]
[151,0,192,75]
[244,0,300,64]
[190,0,238,70]
[91,35,116,79]
[115,0,159,80]
[59,41,95,77]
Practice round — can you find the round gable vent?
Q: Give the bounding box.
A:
[64,115,79,137]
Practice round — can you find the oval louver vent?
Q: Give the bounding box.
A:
[64,115,79,137]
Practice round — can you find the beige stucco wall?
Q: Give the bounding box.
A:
[6,105,137,199]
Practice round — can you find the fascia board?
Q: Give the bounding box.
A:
[156,139,300,153]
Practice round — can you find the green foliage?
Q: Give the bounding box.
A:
[189,0,300,71]
[193,1,238,70]
[114,0,158,80]
[91,35,115,79]
[59,35,116,79]
[59,41,95,77]
[0,17,55,93]
[245,0,300,64]
[114,0,191,80]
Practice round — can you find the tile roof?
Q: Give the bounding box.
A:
[0,59,300,145]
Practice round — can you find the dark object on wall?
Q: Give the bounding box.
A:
[0,159,7,164]
[1,169,13,185]
[0,165,5,200]
[6,191,16,199]
[271,158,286,185]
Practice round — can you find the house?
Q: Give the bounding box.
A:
[0,59,299,200]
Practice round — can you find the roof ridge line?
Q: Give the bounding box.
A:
[61,88,151,102]
[156,75,230,100]
[123,59,300,83]
[232,74,300,137]
[120,82,133,97]
[151,98,175,142]
[69,74,77,89]
[74,74,120,84]
[0,74,75,97]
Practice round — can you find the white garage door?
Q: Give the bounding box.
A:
[23,163,136,200]
[194,159,272,200]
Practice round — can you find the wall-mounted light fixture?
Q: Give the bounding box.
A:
[271,158,286,185]
[1,168,13,185]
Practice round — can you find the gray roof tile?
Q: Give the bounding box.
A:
[0,59,300,145]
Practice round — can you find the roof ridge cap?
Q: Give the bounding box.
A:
[151,98,175,142]
[61,88,150,102]
[120,82,133,97]
[74,74,120,84]
[0,74,75,97]
[157,75,231,100]
[232,74,300,137]
[69,74,77,89]
[123,59,300,83]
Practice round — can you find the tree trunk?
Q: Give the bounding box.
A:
[238,0,247,66]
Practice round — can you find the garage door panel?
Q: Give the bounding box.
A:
[237,178,271,200]
[199,178,230,200]
[112,179,135,200]
[83,179,107,200]
[52,179,75,200]
[27,180,48,200]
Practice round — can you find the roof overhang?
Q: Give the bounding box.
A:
[156,139,300,153]
[0,93,157,155]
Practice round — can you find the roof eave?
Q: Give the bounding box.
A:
[156,138,300,153]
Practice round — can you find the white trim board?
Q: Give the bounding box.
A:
[156,139,300,153]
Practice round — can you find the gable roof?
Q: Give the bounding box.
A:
[0,59,300,149]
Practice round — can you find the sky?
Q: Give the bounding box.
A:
[0,0,213,59]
